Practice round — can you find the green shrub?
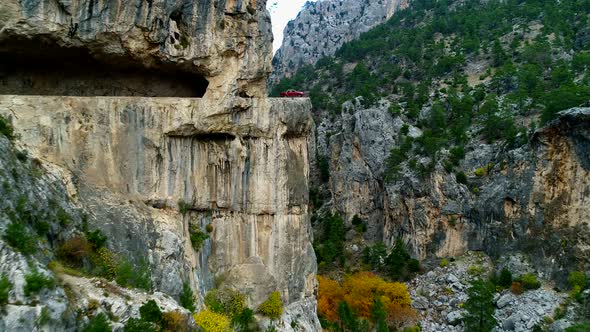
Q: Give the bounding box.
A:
[179,35,190,49]
[314,214,346,267]
[189,225,209,251]
[554,305,567,320]
[0,274,12,305]
[56,208,71,226]
[440,259,449,268]
[0,114,15,141]
[140,300,163,323]
[115,259,152,291]
[362,242,388,271]
[389,104,402,116]
[15,150,27,162]
[408,259,421,273]
[351,215,367,233]
[3,222,36,254]
[258,291,283,320]
[498,268,513,288]
[180,282,196,312]
[568,271,587,290]
[233,308,255,329]
[570,284,583,299]
[205,289,224,313]
[24,269,55,296]
[206,224,214,233]
[82,313,112,332]
[456,171,468,185]
[468,265,486,276]
[520,273,541,290]
[449,146,465,165]
[351,215,363,226]
[205,288,246,318]
[385,239,413,281]
[474,167,486,177]
[86,229,107,249]
[566,324,590,332]
[38,307,51,326]
[124,317,158,332]
[32,219,50,236]
[178,200,191,216]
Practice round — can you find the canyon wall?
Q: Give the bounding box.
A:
[317,101,590,286]
[270,0,409,83]
[0,0,319,330]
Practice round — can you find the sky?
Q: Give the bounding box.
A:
[267,0,318,53]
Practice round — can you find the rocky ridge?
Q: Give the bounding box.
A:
[270,0,409,84]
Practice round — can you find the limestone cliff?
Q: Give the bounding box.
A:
[0,0,319,331]
[270,0,409,84]
[317,102,590,287]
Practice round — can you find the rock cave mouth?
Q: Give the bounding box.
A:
[0,41,209,98]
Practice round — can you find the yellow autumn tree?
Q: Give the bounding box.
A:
[194,310,232,332]
[317,272,415,327]
[317,275,344,321]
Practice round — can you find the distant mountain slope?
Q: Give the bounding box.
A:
[270,0,409,84]
[272,0,590,294]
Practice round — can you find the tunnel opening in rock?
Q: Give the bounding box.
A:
[0,41,209,97]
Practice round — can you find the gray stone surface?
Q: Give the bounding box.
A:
[497,294,514,309]
[314,101,590,289]
[0,0,273,99]
[270,0,409,83]
[408,252,568,332]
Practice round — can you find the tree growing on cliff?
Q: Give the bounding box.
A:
[464,279,497,332]
[384,239,420,281]
[314,214,346,267]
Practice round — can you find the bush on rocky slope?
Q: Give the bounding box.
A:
[0,114,14,141]
[318,272,416,330]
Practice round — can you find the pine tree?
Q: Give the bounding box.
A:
[371,297,388,332]
[385,240,410,280]
[464,279,497,332]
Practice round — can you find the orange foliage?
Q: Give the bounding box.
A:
[511,281,524,295]
[386,302,418,328]
[317,272,415,327]
[317,275,343,322]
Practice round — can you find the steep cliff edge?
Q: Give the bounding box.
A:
[270,0,409,84]
[274,0,590,289]
[335,105,590,283]
[0,0,319,331]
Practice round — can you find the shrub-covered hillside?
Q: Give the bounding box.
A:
[272,0,590,180]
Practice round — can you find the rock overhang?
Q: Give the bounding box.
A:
[0,95,313,213]
[0,0,273,99]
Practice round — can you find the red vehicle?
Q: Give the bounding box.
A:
[280,89,305,97]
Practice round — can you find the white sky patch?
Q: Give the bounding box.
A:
[267,0,318,54]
